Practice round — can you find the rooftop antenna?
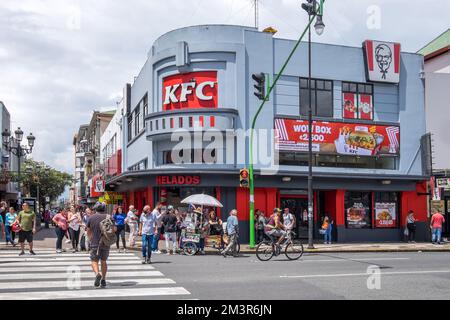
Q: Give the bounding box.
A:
[254,0,259,30]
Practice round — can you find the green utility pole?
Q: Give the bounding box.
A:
[248,0,325,248]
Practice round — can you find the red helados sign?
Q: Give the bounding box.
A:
[275,118,400,156]
[163,71,218,111]
[156,175,201,185]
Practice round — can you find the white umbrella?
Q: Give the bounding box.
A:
[181,194,223,208]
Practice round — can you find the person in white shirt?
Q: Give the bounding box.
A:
[151,203,163,254]
[125,205,139,248]
[282,208,295,233]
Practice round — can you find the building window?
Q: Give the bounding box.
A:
[128,159,148,171]
[279,153,397,170]
[143,93,148,116]
[374,192,399,228]
[127,114,134,142]
[342,82,374,120]
[162,149,217,165]
[300,78,333,118]
[345,191,372,229]
[134,108,141,136]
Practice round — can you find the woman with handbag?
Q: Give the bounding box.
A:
[406,210,417,243]
[53,209,69,253]
[68,208,82,252]
[5,207,17,246]
[321,215,333,245]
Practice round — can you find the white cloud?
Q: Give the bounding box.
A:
[0,0,448,175]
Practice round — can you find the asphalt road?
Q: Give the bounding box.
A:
[149,251,450,300]
[2,242,450,300]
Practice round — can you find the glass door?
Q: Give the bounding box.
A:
[280,197,309,239]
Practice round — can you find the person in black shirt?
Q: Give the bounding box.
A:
[162,207,178,255]
[86,202,109,288]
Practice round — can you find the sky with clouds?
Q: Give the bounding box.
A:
[0,0,448,175]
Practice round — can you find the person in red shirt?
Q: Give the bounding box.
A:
[430,211,445,245]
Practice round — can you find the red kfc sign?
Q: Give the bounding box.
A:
[163,71,218,111]
[364,40,401,83]
[156,175,201,185]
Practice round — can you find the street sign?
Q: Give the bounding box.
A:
[437,178,450,190]
[45,196,50,202]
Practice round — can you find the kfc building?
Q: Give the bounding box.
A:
[108,25,430,243]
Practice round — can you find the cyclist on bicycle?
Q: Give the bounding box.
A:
[264,208,287,246]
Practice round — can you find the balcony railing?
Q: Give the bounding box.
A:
[145,108,238,141]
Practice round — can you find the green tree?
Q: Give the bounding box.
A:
[11,159,73,209]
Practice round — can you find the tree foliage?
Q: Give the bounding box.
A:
[11,159,73,205]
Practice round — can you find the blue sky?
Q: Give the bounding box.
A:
[0,0,448,175]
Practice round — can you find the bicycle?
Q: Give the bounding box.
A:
[256,230,304,261]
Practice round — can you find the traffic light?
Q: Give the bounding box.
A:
[240,168,249,188]
[252,73,266,100]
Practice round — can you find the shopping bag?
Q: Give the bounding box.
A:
[80,234,86,251]
[404,228,409,237]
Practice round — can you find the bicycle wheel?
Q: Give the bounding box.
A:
[285,240,304,260]
[236,242,241,254]
[183,242,198,256]
[256,241,274,261]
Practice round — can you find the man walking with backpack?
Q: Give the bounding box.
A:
[86,202,116,288]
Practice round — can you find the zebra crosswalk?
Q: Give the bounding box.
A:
[0,249,191,300]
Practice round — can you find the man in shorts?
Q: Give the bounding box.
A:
[17,203,37,256]
[264,208,287,246]
[86,202,109,288]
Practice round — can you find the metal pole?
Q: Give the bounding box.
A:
[307,14,315,249]
[17,145,21,205]
[37,184,40,215]
[249,15,316,248]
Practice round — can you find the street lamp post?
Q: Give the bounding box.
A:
[301,0,325,249]
[247,0,325,248]
[2,128,35,204]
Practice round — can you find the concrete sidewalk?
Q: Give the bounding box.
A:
[2,227,449,253]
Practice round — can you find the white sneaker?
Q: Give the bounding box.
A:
[56,250,62,254]
[166,252,171,255]
[154,250,161,254]
[65,240,71,244]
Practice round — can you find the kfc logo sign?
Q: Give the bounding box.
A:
[364,40,401,83]
[163,71,218,110]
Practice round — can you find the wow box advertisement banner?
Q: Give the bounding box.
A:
[375,202,397,228]
[275,119,400,156]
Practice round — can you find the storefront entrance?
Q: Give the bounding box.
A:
[280,196,309,239]
[442,197,450,237]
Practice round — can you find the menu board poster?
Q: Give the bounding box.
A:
[275,118,400,156]
[358,94,373,120]
[346,202,371,228]
[375,202,397,228]
[431,200,445,215]
[343,93,357,119]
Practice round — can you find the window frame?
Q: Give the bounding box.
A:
[342,81,374,120]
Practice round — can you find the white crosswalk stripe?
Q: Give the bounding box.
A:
[0,250,191,300]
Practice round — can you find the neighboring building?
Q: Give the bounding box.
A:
[419,28,450,170]
[99,101,124,206]
[105,25,429,243]
[72,110,114,205]
[0,101,20,206]
[418,29,450,237]
[72,124,89,205]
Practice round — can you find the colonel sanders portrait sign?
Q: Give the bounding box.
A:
[364,40,401,83]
